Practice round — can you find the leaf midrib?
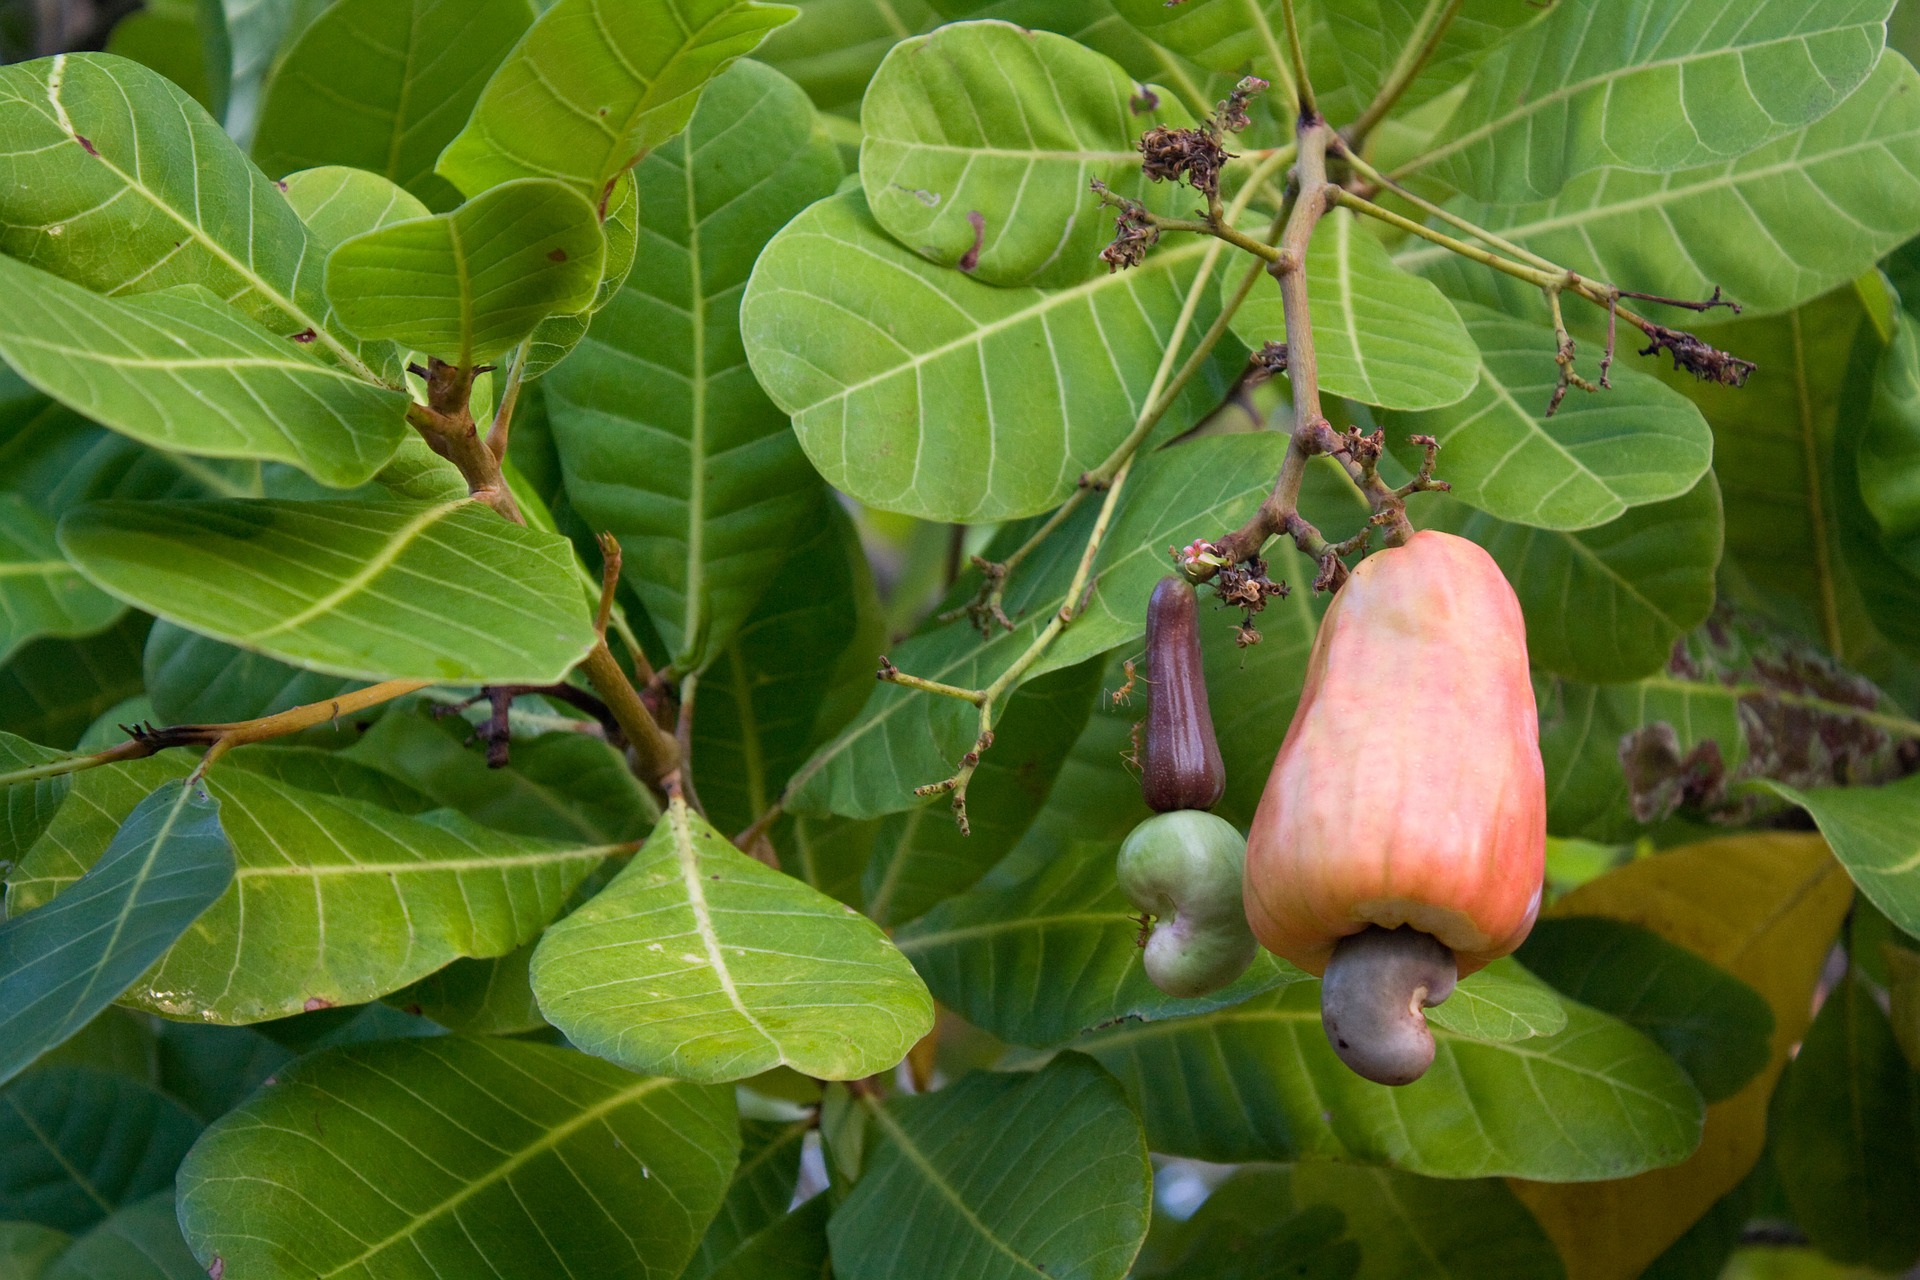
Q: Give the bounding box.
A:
[1409,21,1880,177]
[43,56,382,384]
[315,1062,675,1278]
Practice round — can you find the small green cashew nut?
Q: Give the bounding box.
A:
[1117,810,1258,998]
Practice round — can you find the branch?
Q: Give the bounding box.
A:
[1345,0,1462,146]
[0,679,433,790]
[1279,0,1317,119]
[406,359,522,522]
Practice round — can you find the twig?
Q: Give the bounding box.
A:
[1279,0,1316,118]
[484,338,533,462]
[405,359,522,522]
[594,533,622,637]
[1345,0,1463,145]
[0,679,437,792]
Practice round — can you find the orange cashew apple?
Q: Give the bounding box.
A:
[1243,530,1545,1084]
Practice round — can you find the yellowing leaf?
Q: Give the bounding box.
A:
[1509,833,1852,1280]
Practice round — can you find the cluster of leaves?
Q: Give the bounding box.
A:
[0,0,1918,1277]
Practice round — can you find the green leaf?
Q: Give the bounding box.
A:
[1380,303,1714,530]
[41,1190,202,1280]
[864,656,1103,926]
[142,622,354,724]
[0,1222,68,1277]
[546,58,842,668]
[0,731,77,874]
[279,165,433,247]
[1231,209,1479,411]
[701,1196,831,1280]
[1519,916,1775,1103]
[1416,0,1893,202]
[220,0,303,145]
[684,1118,809,1280]
[531,799,934,1082]
[327,178,604,365]
[827,1054,1151,1280]
[105,0,225,117]
[1109,0,1543,128]
[1289,1163,1564,1280]
[0,53,389,382]
[0,781,234,1089]
[522,169,642,378]
[0,495,121,666]
[153,1021,292,1122]
[1670,282,1900,666]
[787,433,1289,819]
[176,1038,739,1280]
[437,0,797,201]
[1074,979,1703,1179]
[1414,476,1723,682]
[58,498,598,684]
[253,0,537,209]
[0,259,409,489]
[1537,610,1920,841]
[8,754,619,1022]
[344,707,658,844]
[1861,308,1920,569]
[0,1067,200,1232]
[755,0,938,113]
[0,614,151,752]
[690,499,878,837]
[1423,959,1570,1043]
[1770,971,1920,1271]
[860,20,1191,288]
[1763,773,1920,942]
[1400,53,1920,319]
[897,838,1299,1047]
[740,186,1227,522]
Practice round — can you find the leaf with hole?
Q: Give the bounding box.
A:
[176,1037,738,1280]
[58,498,598,685]
[531,799,933,1081]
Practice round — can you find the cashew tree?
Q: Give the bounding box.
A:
[2,0,1920,1276]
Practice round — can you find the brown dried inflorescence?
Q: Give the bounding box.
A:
[1638,324,1758,387]
[1099,195,1161,272]
[1138,124,1232,198]
[1216,76,1270,134]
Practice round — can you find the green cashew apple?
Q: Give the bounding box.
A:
[1118,809,1257,998]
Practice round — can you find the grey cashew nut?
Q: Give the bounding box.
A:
[1320,925,1458,1086]
[1117,809,1257,998]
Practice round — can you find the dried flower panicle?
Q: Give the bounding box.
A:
[1092,178,1161,272]
[1138,123,1231,198]
[1216,76,1269,134]
[1638,324,1757,387]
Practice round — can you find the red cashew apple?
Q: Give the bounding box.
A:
[1243,530,1545,1085]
